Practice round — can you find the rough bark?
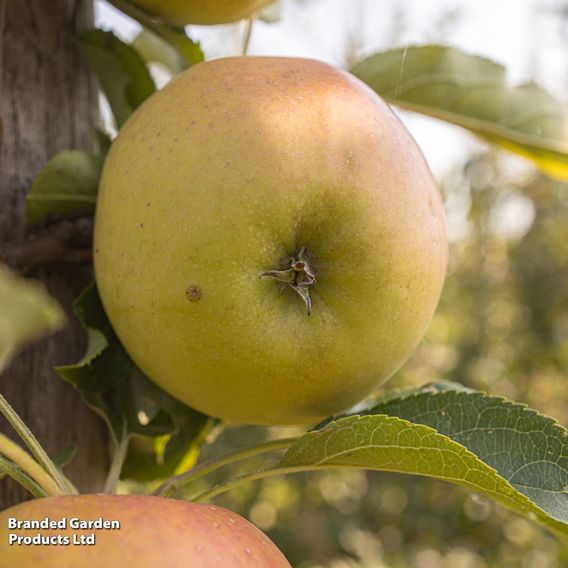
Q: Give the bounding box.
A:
[0,0,108,506]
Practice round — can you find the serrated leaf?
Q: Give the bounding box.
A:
[80,29,156,128]
[0,265,65,372]
[366,382,568,525]
[278,403,568,540]
[351,45,568,181]
[26,151,103,223]
[56,283,214,481]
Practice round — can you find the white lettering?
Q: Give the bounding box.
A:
[73,532,96,545]
[69,517,119,530]
[5,517,67,530]
[7,533,72,546]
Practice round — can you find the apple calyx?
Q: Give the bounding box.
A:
[260,246,316,315]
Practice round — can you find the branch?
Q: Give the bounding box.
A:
[1,216,94,269]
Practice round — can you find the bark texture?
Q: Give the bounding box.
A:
[0,0,108,506]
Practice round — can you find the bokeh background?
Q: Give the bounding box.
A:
[100,1,568,566]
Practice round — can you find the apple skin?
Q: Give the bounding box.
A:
[0,494,291,567]
[94,57,448,425]
[131,0,273,25]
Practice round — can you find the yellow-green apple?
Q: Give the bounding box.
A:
[130,0,273,25]
[0,494,291,567]
[94,57,448,425]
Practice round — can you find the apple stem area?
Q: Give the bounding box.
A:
[260,246,317,315]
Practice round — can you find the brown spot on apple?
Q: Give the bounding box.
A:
[186,285,202,302]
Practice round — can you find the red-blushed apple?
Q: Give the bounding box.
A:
[94,57,448,425]
[0,494,291,567]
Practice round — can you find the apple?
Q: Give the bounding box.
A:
[0,494,291,567]
[130,0,274,25]
[94,57,448,425]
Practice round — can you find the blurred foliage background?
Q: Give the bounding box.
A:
[106,0,568,566]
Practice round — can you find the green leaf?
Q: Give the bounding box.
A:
[80,29,156,128]
[56,283,215,481]
[109,0,204,70]
[366,382,568,525]
[351,45,568,181]
[149,25,204,70]
[26,151,104,223]
[121,407,213,481]
[278,389,568,540]
[51,442,78,471]
[0,265,65,372]
[132,28,185,74]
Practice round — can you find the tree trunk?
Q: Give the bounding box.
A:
[0,0,108,507]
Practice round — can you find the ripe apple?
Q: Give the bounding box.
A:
[130,0,274,25]
[94,57,448,425]
[0,494,291,567]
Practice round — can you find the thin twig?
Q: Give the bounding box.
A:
[191,466,305,503]
[0,455,48,498]
[103,425,129,494]
[0,394,78,494]
[242,16,255,55]
[154,437,297,498]
[0,433,62,496]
